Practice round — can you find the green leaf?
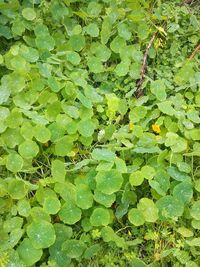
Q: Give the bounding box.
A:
[68,35,85,51]
[8,179,28,199]
[66,51,81,65]
[78,119,96,137]
[150,80,167,101]
[190,200,200,220]
[174,63,195,85]
[87,56,104,73]
[91,148,115,162]
[59,202,82,224]
[128,208,145,226]
[117,23,131,40]
[6,153,23,172]
[129,171,144,186]
[27,220,56,249]
[62,239,86,258]
[43,196,61,215]
[17,238,42,266]
[157,101,175,116]
[51,159,66,183]
[54,136,74,156]
[85,23,99,37]
[35,35,55,51]
[22,8,36,21]
[110,36,126,53]
[18,140,39,159]
[189,129,200,140]
[173,181,193,204]
[137,198,158,223]
[156,196,184,218]
[17,199,31,217]
[167,166,190,181]
[129,106,147,123]
[141,165,156,180]
[76,184,93,209]
[90,207,110,226]
[115,60,130,77]
[34,124,51,143]
[94,190,116,208]
[96,170,123,194]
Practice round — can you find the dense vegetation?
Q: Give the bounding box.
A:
[0,0,200,266]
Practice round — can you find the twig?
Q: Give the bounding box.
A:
[135,32,157,98]
[188,43,200,60]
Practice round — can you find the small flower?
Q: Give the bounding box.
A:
[129,122,134,131]
[152,124,161,134]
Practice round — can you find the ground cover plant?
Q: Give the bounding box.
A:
[0,0,200,266]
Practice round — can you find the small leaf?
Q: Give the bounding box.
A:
[6,153,23,173]
[90,207,110,226]
[59,202,82,225]
[156,196,184,218]
[91,148,115,162]
[129,171,144,186]
[128,208,145,226]
[22,8,36,21]
[8,179,28,200]
[62,239,86,258]
[17,238,42,266]
[27,220,56,249]
[18,140,39,159]
[157,101,175,116]
[76,184,93,209]
[78,119,96,137]
[96,170,123,195]
[137,198,158,223]
[190,200,200,220]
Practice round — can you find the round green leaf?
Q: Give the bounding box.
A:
[6,153,23,172]
[85,23,99,37]
[22,8,36,21]
[68,35,85,51]
[51,159,66,183]
[17,238,42,266]
[128,208,145,226]
[90,207,110,226]
[156,196,184,218]
[110,36,126,53]
[129,171,144,186]
[59,202,82,225]
[27,220,56,249]
[62,239,86,258]
[17,199,31,217]
[96,170,123,195]
[18,140,39,159]
[91,148,115,162]
[8,179,28,199]
[43,197,61,215]
[54,136,74,156]
[129,106,147,123]
[141,165,156,180]
[34,124,51,143]
[173,181,193,204]
[87,56,104,73]
[76,184,93,209]
[66,51,81,65]
[77,119,96,137]
[137,198,158,223]
[190,200,200,220]
[94,190,116,208]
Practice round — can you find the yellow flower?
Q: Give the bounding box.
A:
[129,122,134,131]
[152,124,161,134]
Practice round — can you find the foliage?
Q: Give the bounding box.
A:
[0,0,199,266]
